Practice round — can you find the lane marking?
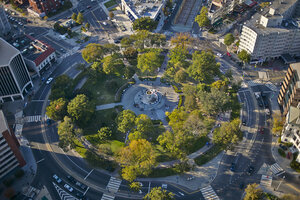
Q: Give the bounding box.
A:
[84,169,94,180]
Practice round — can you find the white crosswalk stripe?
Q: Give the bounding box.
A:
[200,185,220,200]
[260,175,272,187]
[270,163,285,176]
[246,79,261,86]
[25,115,50,123]
[52,182,78,200]
[101,194,115,200]
[265,82,278,91]
[106,177,122,193]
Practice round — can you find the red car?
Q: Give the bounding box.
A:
[259,127,264,134]
[227,52,231,57]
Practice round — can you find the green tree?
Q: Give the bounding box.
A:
[57,116,81,151]
[90,61,102,72]
[103,43,120,54]
[128,131,144,141]
[238,49,251,64]
[169,46,188,64]
[166,108,189,131]
[121,37,134,48]
[170,33,192,48]
[195,6,210,28]
[50,75,73,100]
[77,12,84,24]
[117,110,136,134]
[149,33,167,47]
[82,43,105,63]
[102,53,125,76]
[85,22,90,29]
[213,118,242,147]
[187,50,220,83]
[135,114,154,136]
[97,127,112,141]
[224,33,235,46]
[71,13,77,21]
[174,69,187,83]
[197,87,230,116]
[46,98,68,121]
[54,22,60,31]
[109,11,114,19]
[130,30,150,49]
[144,187,174,200]
[123,47,138,60]
[272,113,285,135]
[133,17,158,31]
[130,182,141,192]
[118,139,157,182]
[67,94,94,127]
[137,51,161,74]
[244,183,263,200]
[183,111,206,136]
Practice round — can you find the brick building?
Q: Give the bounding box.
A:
[0,110,26,179]
[27,0,64,17]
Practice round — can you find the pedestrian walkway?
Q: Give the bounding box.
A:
[101,193,115,200]
[269,163,285,176]
[260,175,272,187]
[96,103,122,111]
[106,177,122,193]
[52,182,77,200]
[200,185,220,200]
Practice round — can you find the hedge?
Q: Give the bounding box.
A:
[172,85,182,93]
[178,95,184,107]
[278,148,286,157]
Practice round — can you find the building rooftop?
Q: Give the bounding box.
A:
[0,37,19,67]
[269,0,298,16]
[124,0,164,18]
[243,13,298,35]
[0,110,9,136]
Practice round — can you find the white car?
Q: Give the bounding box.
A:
[179,192,185,196]
[53,174,62,183]
[46,77,53,84]
[64,184,74,192]
[217,53,223,57]
[162,184,167,189]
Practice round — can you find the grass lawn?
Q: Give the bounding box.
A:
[81,74,127,105]
[186,136,209,154]
[194,144,224,166]
[155,145,177,163]
[147,167,178,178]
[230,93,241,120]
[104,0,117,8]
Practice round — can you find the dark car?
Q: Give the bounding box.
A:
[259,127,264,134]
[230,163,235,171]
[247,166,254,175]
[67,175,76,183]
[239,183,244,189]
[279,144,288,151]
[46,119,52,126]
[242,119,246,126]
[76,192,84,198]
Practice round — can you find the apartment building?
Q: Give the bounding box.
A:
[239,0,300,62]
[0,38,33,103]
[281,104,300,163]
[27,0,64,17]
[278,63,300,115]
[0,110,26,179]
[120,0,165,22]
[0,6,11,36]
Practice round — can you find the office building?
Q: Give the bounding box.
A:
[121,0,165,22]
[0,6,11,36]
[0,38,33,102]
[278,62,300,115]
[27,0,64,17]
[239,0,300,63]
[0,110,26,179]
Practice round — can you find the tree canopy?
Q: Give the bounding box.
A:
[187,51,220,83]
[82,43,105,63]
[224,33,235,46]
[244,183,263,200]
[50,75,73,100]
[76,12,84,24]
[46,98,68,121]
[171,33,192,48]
[133,17,158,31]
[102,53,125,76]
[144,187,174,200]
[67,94,94,127]
[195,6,210,27]
[137,50,161,74]
[117,110,137,134]
[238,49,251,64]
[118,139,156,182]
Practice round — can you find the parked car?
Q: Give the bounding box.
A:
[76,181,87,190]
[67,175,76,183]
[46,77,53,84]
[242,119,246,126]
[247,166,254,175]
[216,53,223,57]
[162,184,167,189]
[64,184,74,192]
[259,127,264,134]
[76,192,84,198]
[230,163,235,171]
[279,144,288,151]
[53,174,62,183]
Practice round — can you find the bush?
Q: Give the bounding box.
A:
[278,148,286,157]
[290,159,300,173]
[278,137,281,143]
[14,169,24,178]
[178,95,184,107]
[172,85,182,93]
